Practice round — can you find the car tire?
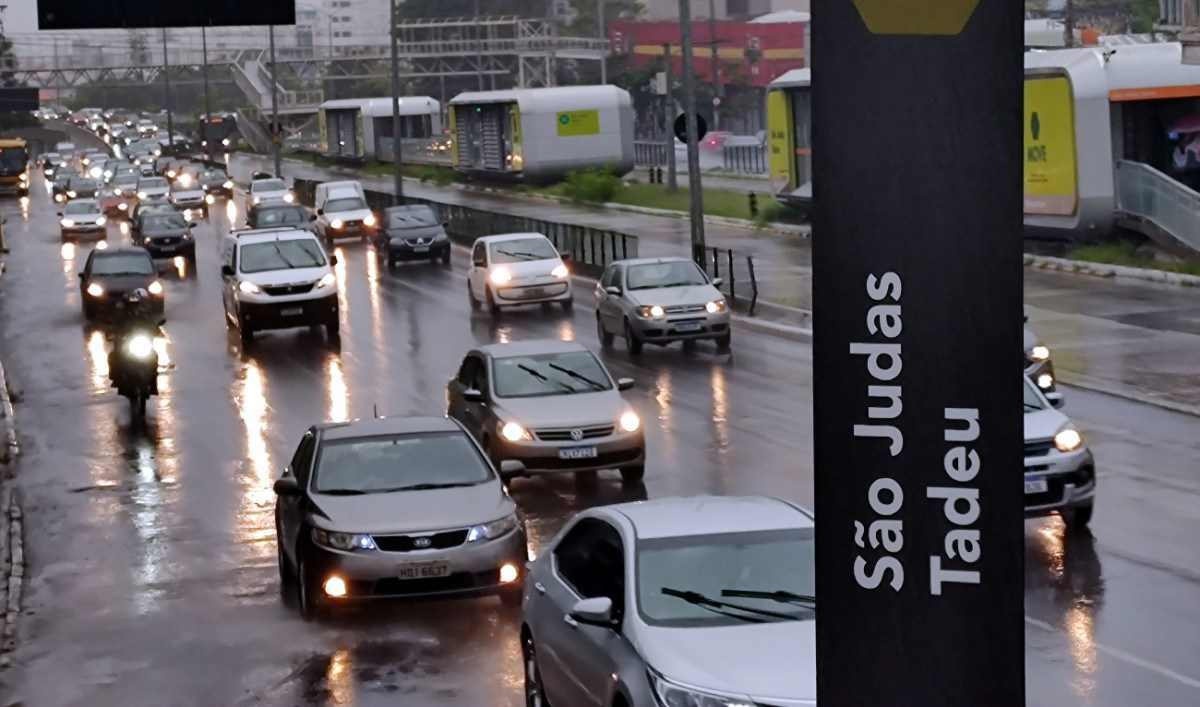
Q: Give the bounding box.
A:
[597,315,614,349]
[297,554,322,621]
[560,298,573,314]
[620,465,645,484]
[441,249,452,266]
[1067,503,1093,529]
[487,288,502,317]
[277,539,296,604]
[468,283,481,311]
[716,332,732,352]
[326,319,340,340]
[523,633,550,707]
[500,586,523,609]
[240,323,254,347]
[624,320,643,355]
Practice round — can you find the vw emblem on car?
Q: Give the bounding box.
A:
[413,536,432,548]
[569,428,584,441]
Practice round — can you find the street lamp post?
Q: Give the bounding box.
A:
[201,25,211,161]
[161,28,174,152]
[597,0,607,84]
[390,0,404,203]
[677,0,706,264]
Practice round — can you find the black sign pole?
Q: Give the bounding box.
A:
[812,0,1024,705]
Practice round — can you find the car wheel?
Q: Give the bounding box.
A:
[487,288,502,317]
[716,332,732,352]
[560,298,573,314]
[620,465,645,484]
[326,319,340,340]
[624,320,643,355]
[240,323,254,347]
[500,585,523,609]
[277,540,296,604]
[523,633,550,707]
[468,283,481,311]
[1067,503,1093,529]
[441,249,451,266]
[297,555,322,621]
[597,315,614,349]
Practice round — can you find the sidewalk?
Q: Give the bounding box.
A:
[230,154,1200,411]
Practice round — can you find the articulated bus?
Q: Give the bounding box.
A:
[767,43,1200,241]
[0,138,30,197]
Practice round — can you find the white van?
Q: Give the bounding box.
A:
[314,180,377,243]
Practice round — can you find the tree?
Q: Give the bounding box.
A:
[0,26,37,131]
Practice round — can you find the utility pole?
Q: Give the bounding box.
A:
[268,25,281,177]
[708,0,720,130]
[1062,0,1075,48]
[678,0,706,264]
[161,28,174,152]
[662,43,676,191]
[597,0,607,84]
[201,25,212,161]
[474,0,485,90]
[390,0,404,203]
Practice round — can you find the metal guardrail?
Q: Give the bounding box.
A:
[702,247,759,316]
[723,144,767,175]
[1114,159,1200,255]
[634,141,670,167]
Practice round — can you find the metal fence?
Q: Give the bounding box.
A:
[634,141,671,167]
[722,144,767,175]
[700,246,760,316]
[1114,159,1200,255]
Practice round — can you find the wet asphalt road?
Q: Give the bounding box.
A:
[0,174,1198,707]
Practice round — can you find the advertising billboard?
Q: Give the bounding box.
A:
[1024,75,1078,217]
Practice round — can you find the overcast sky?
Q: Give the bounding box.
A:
[4,3,38,32]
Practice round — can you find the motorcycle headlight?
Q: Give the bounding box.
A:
[125,334,155,359]
[148,280,164,296]
[363,213,376,227]
[466,513,519,543]
[551,263,569,279]
[1030,345,1050,362]
[282,191,295,203]
[60,218,75,227]
[706,298,727,314]
[222,138,231,146]
[619,410,641,433]
[311,528,377,552]
[238,280,262,295]
[1054,425,1083,453]
[330,218,344,230]
[86,282,104,297]
[638,304,666,319]
[490,266,513,286]
[499,420,531,442]
[650,671,755,707]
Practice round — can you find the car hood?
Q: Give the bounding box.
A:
[327,208,374,221]
[494,391,626,428]
[172,189,204,199]
[254,190,289,201]
[496,258,562,280]
[144,228,190,240]
[1025,406,1069,440]
[627,284,721,307]
[636,620,816,704]
[63,212,103,223]
[93,273,156,293]
[141,189,169,197]
[241,266,328,287]
[310,480,512,534]
[388,225,444,240]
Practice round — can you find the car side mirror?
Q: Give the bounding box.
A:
[220,264,234,277]
[605,286,622,296]
[329,255,339,266]
[1047,392,1065,409]
[570,597,616,628]
[310,213,317,221]
[316,208,323,215]
[499,460,525,478]
[77,272,85,280]
[559,251,572,262]
[273,476,301,496]
[463,388,484,402]
[617,377,635,391]
[711,277,723,287]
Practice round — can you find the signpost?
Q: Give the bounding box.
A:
[812,0,1024,704]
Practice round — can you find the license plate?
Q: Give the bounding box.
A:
[525,288,546,299]
[412,246,429,253]
[396,561,450,580]
[1024,477,1048,494]
[559,446,598,460]
[279,307,304,317]
[675,322,703,332]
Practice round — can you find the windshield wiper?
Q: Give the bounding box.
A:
[721,588,817,606]
[518,364,575,393]
[660,587,794,622]
[271,241,301,269]
[496,249,545,261]
[547,363,607,391]
[382,481,479,491]
[316,488,367,495]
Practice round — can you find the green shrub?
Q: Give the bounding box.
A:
[562,169,620,203]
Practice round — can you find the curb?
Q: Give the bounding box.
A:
[1056,370,1200,418]
[0,486,23,663]
[0,359,18,466]
[733,314,812,342]
[1024,254,1200,288]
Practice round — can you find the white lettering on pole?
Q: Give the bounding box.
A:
[852,272,905,591]
[929,407,982,595]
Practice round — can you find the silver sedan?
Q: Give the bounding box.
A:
[595,257,731,354]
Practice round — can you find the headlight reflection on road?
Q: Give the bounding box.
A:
[325,647,355,705]
[173,256,187,278]
[326,355,349,423]
[236,361,274,508]
[61,242,76,261]
[86,329,109,388]
[225,198,238,224]
[710,365,729,453]
[1065,604,1098,698]
[557,318,575,342]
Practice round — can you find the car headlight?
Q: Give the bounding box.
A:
[178,175,192,187]
[205,194,216,205]
[363,213,376,227]
[86,282,104,297]
[282,191,295,203]
[60,218,75,227]
[94,216,106,226]
[650,671,754,707]
[466,513,519,543]
[148,280,164,296]
[55,194,65,203]
[222,138,231,146]
[67,190,77,198]
[252,195,261,205]
[1054,425,1083,453]
[330,218,344,230]
[238,280,262,295]
[619,409,641,433]
[499,420,531,442]
[223,180,234,189]
[166,170,176,179]
[125,334,155,359]
[1037,373,1054,390]
[311,528,377,552]
[638,304,666,319]
[138,191,147,199]
[706,298,727,314]
[89,167,102,178]
[1030,345,1050,362]
[490,267,513,286]
[551,263,569,279]
[317,273,336,289]
[113,187,123,196]
[118,203,128,211]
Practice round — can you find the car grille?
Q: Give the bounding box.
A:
[358,569,501,597]
[342,219,362,229]
[535,424,615,442]
[1024,438,1054,458]
[373,529,469,552]
[153,236,180,246]
[665,304,706,314]
[522,448,642,471]
[262,283,315,296]
[404,237,435,246]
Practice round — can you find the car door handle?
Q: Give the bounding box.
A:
[563,613,578,629]
[534,581,546,595]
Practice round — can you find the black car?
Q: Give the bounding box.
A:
[134,210,196,263]
[129,203,179,241]
[248,203,313,230]
[51,173,74,203]
[78,247,164,322]
[198,169,234,199]
[67,176,101,200]
[373,204,452,267]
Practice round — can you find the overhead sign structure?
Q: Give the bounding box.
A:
[1024,75,1079,216]
[37,2,296,29]
[813,0,1024,704]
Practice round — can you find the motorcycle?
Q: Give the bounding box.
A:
[106,289,162,420]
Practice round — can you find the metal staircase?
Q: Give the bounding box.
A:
[1114,160,1200,256]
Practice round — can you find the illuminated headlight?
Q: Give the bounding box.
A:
[113,187,123,196]
[252,195,261,205]
[282,191,295,203]
[238,280,262,296]
[166,170,176,179]
[201,140,207,147]
[85,282,104,297]
[44,168,53,176]
[1053,425,1083,453]
[499,420,531,442]
[55,194,65,203]
[153,149,162,156]
[222,138,231,146]
[125,334,155,359]
[311,528,377,552]
[706,298,727,314]
[94,216,106,226]
[183,209,194,221]
[104,171,113,179]
[362,213,376,227]
[178,174,192,187]
[650,671,755,707]
[490,267,513,286]
[118,202,128,211]
[148,280,164,296]
[619,410,641,433]
[205,194,216,205]
[67,190,77,198]
[323,576,347,597]
[96,240,109,250]
[1030,345,1050,362]
[465,513,519,543]
[60,218,75,227]
[316,273,337,289]
[638,304,666,319]
[223,180,234,189]
[137,191,148,199]
[1037,373,1054,390]
[551,263,569,279]
[330,218,344,230]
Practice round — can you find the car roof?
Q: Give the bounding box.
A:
[606,496,813,539]
[65,199,100,207]
[231,227,319,244]
[476,232,549,244]
[613,256,695,267]
[317,416,464,441]
[326,188,362,198]
[94,246,151,258]
[477,339,590,358]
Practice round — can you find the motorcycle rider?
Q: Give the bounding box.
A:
[107,288,161,417]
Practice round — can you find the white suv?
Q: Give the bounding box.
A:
[220,227,340,345]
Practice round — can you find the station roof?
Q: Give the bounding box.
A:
[449,85,631,114]
[319,96,440,118]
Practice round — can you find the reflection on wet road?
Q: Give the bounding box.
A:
[0,174,1197,706]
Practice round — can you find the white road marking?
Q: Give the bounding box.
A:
[1024,615,1200,689]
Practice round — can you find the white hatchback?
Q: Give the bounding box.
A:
[467,233,572,316]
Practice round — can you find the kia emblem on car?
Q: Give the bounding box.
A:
[413,536,432,548]
[570,428,584,441]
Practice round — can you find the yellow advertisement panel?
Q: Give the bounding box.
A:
[556,109,600,137]
[1024,76,1078,216]
[766,89,794,194]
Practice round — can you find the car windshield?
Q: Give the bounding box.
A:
[1023,378,1046,412]
[70,178,98,189]
[202,171,226,182]
[492,351,612,397]
[312,432,492,493]
[627,261,708,290]
[254,207,308,227]
[0,148,25,171]
[115,177,139,188]
[253,179,285,192]
[145,213,187,231]
[326,197,365,212]
[91,254,154,276]
[387,205,437,228]
[239,238,326,273]
[638,528,816,627]
[64,201,99,215]
[139,178,167,189]
[489,237,558,264]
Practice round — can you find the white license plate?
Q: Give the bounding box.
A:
[675,322,703,332]
[1024,477,1048,494]
[412,246,429,253]
[525,288,546,298]
[396,562,450,580]
[559,446,598,460]
[279,307,304,317]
